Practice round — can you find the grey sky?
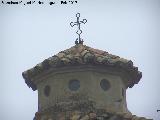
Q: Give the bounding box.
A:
[0,0,160,120]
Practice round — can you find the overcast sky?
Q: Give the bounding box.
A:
[0,0,160,120]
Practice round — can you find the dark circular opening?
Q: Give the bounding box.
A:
[44,85,51,97]
[69,79,80,91]
[100,79,110,91]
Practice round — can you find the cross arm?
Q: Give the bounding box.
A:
[70,22,78,27]
[80,19,87,24]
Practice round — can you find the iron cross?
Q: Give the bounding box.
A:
[70,13,87,45]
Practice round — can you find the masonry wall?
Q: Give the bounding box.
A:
[36,67,128,113]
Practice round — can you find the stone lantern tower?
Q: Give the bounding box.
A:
[22,14,152,120]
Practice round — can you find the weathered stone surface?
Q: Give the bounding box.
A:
[33,110,152,120]
[80,115,89,120]
[89,112,96,119]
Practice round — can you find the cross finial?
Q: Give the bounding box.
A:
[70,13,87,45]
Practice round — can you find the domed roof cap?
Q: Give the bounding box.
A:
[22,44,142,90]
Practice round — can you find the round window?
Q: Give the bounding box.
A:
[100,79,110,91]
[44,85,51,97]
[69,79,80,91]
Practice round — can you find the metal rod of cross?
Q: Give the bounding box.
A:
[70,13,87,45]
